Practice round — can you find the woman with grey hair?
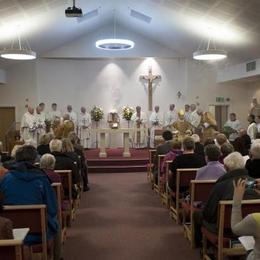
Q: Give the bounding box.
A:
[40,153,61,183]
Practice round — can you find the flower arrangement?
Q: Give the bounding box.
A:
[91,106,104,122]
[122,106,134,121]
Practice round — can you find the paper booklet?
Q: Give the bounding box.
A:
[238,236,255,251]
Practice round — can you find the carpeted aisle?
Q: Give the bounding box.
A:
[63,172,200,260]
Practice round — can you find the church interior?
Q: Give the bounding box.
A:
[0,0,260,260]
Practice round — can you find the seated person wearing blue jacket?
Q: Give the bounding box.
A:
[0,145,59,256]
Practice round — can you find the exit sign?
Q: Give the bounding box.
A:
[216,97,225,103]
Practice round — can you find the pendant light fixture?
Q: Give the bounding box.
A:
[96,10,135,50]
[0,32,36,60]
[193,37,227,61]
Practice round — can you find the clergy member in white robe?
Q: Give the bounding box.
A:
[224,113,242,142]
[48,103,61,123]
[247,114,257,141]
[184,104,191,122]
[164,104,178,128]
[149,106,164,148]
[35,106,46,144]
[131,106,147,148]
[20,106,37,146]
[67,105,77,126]
[189,104,201,132]
[78,106,92,149]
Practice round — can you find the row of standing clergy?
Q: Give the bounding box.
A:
[20,104,204,131]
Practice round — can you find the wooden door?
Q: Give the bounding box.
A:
[0,107,15,150]
[208,105,228,131]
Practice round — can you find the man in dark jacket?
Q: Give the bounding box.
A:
[194,152,260,247]
[0,145,59,251]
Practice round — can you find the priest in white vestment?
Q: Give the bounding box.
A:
[224,113,242,142]
[164,104,178,128]
[149,106,164,148]
[67,105,77,126]
[184,104,191,122]
[20,106,37,146]
[48,103,61,123]
[35,106,46,144]
[78,106,92,149]
[189,104,201,132]
[131,106,147,148]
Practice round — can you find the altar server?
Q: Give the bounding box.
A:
[149,106,164,148]
[67,105,77,125]
[20,106,37,146]
[164,104,178,128]
[78,106,92,148]
[131,106,148,148]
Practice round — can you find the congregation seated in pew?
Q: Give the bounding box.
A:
[50,139,80,189]
[0,145,61,259]
[37,133,53,156]
[169,137,206,191]
[193,152,260,248]
[195,144,226,180]
[245,141,260,178]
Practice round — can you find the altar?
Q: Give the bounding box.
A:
[89,128,148,158]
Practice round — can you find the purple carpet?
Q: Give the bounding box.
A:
[63,172,200,260]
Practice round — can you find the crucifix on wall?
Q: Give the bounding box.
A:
[140,66,161,111]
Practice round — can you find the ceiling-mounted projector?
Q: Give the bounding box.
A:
[65,0,83,17]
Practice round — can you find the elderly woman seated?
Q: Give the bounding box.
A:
[40,153,61,183]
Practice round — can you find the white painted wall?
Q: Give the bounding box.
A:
[0,57,253,129]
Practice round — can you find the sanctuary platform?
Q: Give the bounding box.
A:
[86,148,149,173]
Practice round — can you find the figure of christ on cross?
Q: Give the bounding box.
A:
[140,66,161,111]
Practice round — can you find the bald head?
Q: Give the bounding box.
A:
[28,106,34,114]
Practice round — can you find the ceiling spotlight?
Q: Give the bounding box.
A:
[193,38,227,61]
[65,0,83,17]
[96,10,135,51]
[0,33,36,60]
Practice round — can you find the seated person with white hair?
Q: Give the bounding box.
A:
[245,142,260,179]
[49,139,80,186]
[194,152,260,247]
[40,153,61,183]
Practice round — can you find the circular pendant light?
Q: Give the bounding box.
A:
[96,39,135,50]
[1,49,36,60]
[193,49,227,61]
[96,9,135,51]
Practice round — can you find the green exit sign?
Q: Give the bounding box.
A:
[216,97,225,103]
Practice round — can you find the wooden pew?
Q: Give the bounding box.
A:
[51,183,63,243]
[0,228,30,260]
[153,155,165,195]
[169,168,198,224]
[161,160,172,208]
[54,170,74,224]
[147,149,156,183]
[202,199,260,260]
[183,180,216,248]
[1,205,48,260]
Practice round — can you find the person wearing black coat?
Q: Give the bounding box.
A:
[245,142,260,179]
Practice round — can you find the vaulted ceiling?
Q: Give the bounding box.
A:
[0,0,260,65]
